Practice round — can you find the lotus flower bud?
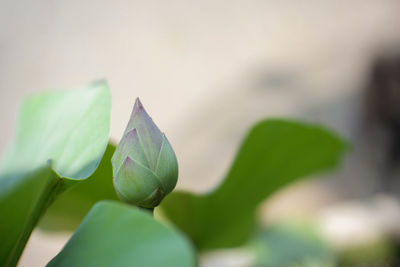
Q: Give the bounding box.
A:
[111,98,178,208]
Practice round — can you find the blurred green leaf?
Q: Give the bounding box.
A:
[249,222,335,267]
[39,143,119,231]
[0,82,111,266]
[161,119,347,251]
[47,201,197,267]
[338,238,396,266]
[0,166,59,267]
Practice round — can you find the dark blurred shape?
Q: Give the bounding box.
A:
[365,50,400,192]
[250,65,298,91]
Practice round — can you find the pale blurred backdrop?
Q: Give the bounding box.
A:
[2,0,400,266]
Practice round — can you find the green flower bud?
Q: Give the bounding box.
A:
[111,98,178,208]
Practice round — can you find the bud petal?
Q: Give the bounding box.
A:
[113,157,162,208]
[111,129,147,176]
[155,135,178,194]
[111,98,178,208]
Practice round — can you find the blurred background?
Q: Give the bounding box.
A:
[2,0,400,266]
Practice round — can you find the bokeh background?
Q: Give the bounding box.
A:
[2,0,400,266]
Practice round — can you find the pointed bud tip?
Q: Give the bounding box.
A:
[134,98,144,110]
[122,156,134,167]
